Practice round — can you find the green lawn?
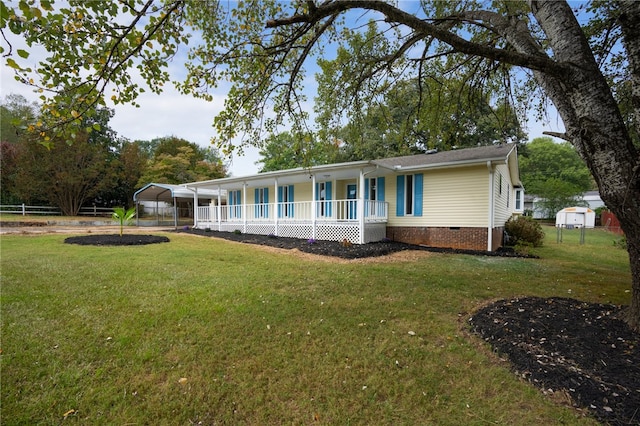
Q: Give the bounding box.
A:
[0,227,630,424]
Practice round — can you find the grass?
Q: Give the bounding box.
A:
[0,226,631,425]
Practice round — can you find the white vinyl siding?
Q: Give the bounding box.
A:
[387,166,490,227]
[493,165,513,225]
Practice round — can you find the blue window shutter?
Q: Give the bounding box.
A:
[377,177,385,217]
[264,188,269,218]
[378,177,385,202]
[289,185,294,217]
[277,186,283,218]
[315,183,319,200]
[326,182,332,216]
[396,175,405,216]
[414,174,423,217]
[364,179,370,216]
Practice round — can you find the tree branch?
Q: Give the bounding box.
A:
[266,0,568,76]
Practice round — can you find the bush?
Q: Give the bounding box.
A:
[613,237,627,250]
[505,216,545,248]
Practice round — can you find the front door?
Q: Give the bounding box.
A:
[347,184,357,220]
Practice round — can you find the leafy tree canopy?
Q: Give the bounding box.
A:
[315,21,526,159]
[519,137,595,218]
[256,131,339,172]
[520,137,594,195]
[137,137,227,186]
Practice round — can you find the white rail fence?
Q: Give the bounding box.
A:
[1,204,116,217]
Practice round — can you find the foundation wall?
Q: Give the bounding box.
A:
[387,226,504,252]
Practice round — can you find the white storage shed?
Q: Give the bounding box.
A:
[555,206,595,228]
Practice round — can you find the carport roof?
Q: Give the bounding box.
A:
[134,183,224,203]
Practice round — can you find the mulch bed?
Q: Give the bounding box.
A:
[64,234,170,246]
[469,297,640,425]
[177,228,531,259]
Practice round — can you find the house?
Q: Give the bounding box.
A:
[524,190,604,219]
[184,144,523,251]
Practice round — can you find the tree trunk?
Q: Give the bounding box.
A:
[530,0,640,330]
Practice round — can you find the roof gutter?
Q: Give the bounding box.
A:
[389,156,508,173]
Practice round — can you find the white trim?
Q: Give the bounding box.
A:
[487,161,495,251]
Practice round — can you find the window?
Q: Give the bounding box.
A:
[365,177,385,217]
[229,189,242,219]
[396,174,423,217]
[315,181,332,217]
[405,174,413,215]
[278,185,294,218]
[515,188,524,211]
[254,187,269,218]
[369,178,377,201]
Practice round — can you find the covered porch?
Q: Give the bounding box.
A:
[186,161,390,244]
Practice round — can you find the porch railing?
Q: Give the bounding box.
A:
[197,199,388,224]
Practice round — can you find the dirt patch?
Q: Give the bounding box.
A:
[64,234,170,246]
[469,297,640,425]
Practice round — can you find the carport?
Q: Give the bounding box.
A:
[133,183,225,228]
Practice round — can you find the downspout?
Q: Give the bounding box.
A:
[487,161,495,251]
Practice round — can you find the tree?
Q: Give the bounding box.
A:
[14,132,112,215]
[94,140,150,209]
[10,107,120,215]
[3,1,639,328]
[520,137,594,217]
[315,22,526,158]
[137,138,227,186]
[0,141,21,204]
[256,131,339,172]
[0,94,38,144]
[0,95,38,204]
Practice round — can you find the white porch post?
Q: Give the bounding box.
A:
[243,182,247,234]
[274,178,279,236]
[487,161,495,251]
[193,187,199,229]
[173,196,178,230]
[358,168,365,244]
[311,174,317,239]
[217,185,222,231]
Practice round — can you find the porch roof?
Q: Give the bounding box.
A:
[134,183,224,203]
[185,160,383,190]
[185,143,521,190]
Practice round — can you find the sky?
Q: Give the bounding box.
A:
[0,2,565,178]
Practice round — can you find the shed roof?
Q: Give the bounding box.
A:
[134,183,224,203]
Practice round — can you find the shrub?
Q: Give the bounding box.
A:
[505,216,545,247]
[613,237,627,250]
